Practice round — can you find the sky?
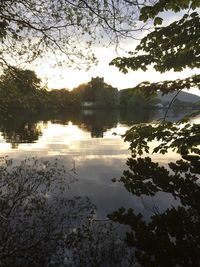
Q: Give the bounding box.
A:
[32,7,200,96]
[34,44,200,96]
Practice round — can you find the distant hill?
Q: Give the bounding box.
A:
[157,91,200,103]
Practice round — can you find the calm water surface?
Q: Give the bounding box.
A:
[0,109,191,217]
[1,109,199,266]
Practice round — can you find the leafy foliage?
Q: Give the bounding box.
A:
[139,0,200,22]
[66,220,132,266]
[110,0,200,102]
[110,0,200,159]
[0,68,42,93]
[111,11,200,73]
[119,87,157,108]
[124,121,200,157]
[0,157,132,266]
[0,157,83,266]
[117,75,200,97]
[0,0,144,69]
[108,2,200,266]
[108,154,200,266]
[0,68,80,113]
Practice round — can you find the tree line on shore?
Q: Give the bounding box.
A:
[0,68,157,116]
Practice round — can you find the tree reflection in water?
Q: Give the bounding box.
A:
[0,114,43,149]
[0,158,130,267]
[108,155,200,267]
[0,108,157,148]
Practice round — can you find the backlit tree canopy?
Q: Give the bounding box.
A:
[0,68,41,92]
[108,154,200,266]
[111,0,200,93]
[110,0,200,160]
[108,3,200,265]
[0,0,147,69]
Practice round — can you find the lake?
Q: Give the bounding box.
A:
[0,109,185,216]
[0,108,199,266]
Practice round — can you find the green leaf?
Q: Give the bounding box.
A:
[154,17,163,26]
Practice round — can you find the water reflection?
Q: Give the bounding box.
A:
[0,110,199,266]
[0,158,131,267]
[108,155,200,266]
[0,109,196,150]
[2,154,199,266]
[0,109,157,148]
[0,116,42,149]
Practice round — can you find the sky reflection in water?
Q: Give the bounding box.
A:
[0,109,186,218]
[0,109,199,266]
